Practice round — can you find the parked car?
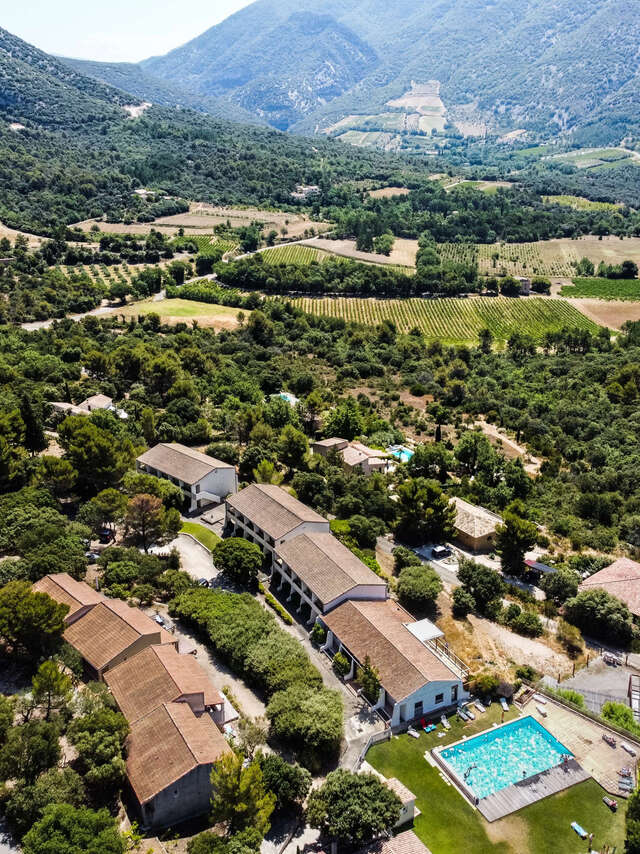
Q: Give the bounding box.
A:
[198,578,210,587]
[85,551,101,562]
[431,545,452,560]
[154,614,165,627]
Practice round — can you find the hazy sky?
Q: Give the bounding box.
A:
[3,0,253,62]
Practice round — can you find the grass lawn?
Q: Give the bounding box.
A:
[122,298,240,321]
[366,705,626,854]
[180,522,221,551]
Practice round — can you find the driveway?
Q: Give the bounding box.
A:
[151,533,216,582]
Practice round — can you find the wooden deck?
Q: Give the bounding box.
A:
[478,759,590,822]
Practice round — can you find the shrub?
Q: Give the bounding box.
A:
[472,673,499,698]
[515,665,539,682]
[564,589,634,646]
[392,546,422,574]
[310,622,326,646]
[551,688,585,708]
[332,652,350,678]
[511,611,543,637]
[452,587,475,618]
[556,619,584,657]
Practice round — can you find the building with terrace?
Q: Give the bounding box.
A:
[322,599,468,727]
[312,437,390,477]
[273,531,387,622]
[225,483,330,556]
[136,443,237,512]
[452,497,502,553]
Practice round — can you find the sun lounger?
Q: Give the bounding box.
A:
[619,781,633,791]
[500,697,509,712]
[536,704,547,717]
[603,796,618,811]
[620,767,632,778]
[441,714,451,730]
[457,708,468,721]
[407,727,420,739]
[602,733,617,747]
[474,700,486,713]
[571,822,588,839]
[622,742,637,756]
[533,694,547,704]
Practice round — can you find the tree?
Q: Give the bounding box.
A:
[125,493,165,552]
[397,564,443,613]
[495,511,537,576]
[4,767,86,837]
[395,478,456,545]
[67,708,129,798]
[21,804,124,854]
[278,425,308,472]
[392,546,423,574]
[324,399,363,442]
[564,589,634,646]
[37,456,77,497]
[478,327,494,354]
[0,694,13,743]
[253,460,283,485]
[306,770,401,847]
[408,443,451,482]
[452,586,475,618]
[188,829,262,854]
[20,395,47,456]
[209,752,275,838]
[540,567,580,605]
[357,656,381,704]
[457,558,503,615]
[258,753,311,812]
[32,659,72,721]
[626,787,640,854]
[238,716,269,761]
[0,719,61,784]
[79,488,128,535]
[0,581,68,660]
[213,538,262,587]
[58,417,134,495]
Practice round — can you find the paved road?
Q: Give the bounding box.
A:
[0,820,18,854]
[21,302,116,331]
[151,533,215,581]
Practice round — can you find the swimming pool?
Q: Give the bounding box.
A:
[437,716,572,800]
[388,445,414,463]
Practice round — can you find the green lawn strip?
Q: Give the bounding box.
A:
[126,298,240,318]
[560,277,640,300]
[180,521,221,551]
[366,705,626,854]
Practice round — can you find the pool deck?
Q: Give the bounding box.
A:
[477,758,590,822]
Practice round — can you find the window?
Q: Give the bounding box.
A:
[435,693,444,705]
[195,484,201,494]
[451,685,458,703]
[414,701,423,718]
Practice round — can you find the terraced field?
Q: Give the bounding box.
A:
[477,242,577,277]
[290,297,599,344]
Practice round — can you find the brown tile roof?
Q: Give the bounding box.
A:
[105,645,223,722]
[453,497,501,540]
[357,831,432,854]
[580,557,640,617]
[226,484,329,539]
[323,599,459,701]
[342,447,369,468]
[81,394,113,410]
[386,777,416,803]
[63,600,165,671]
[313,438,348,449]
[277,532,386,605]
[126,702,231,804]
[32,573,102,620]
[137,443,233,485]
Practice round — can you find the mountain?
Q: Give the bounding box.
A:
[143,9,378,130]
[0,27,426,234]
[138,0,640,143]
[62,58,261,125]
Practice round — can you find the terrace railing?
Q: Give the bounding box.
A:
[426,637,469,680]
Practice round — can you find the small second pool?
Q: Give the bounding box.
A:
[437,716,572,800]
[388,445,414,463]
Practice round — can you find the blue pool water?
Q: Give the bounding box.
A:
[279,392,299,406]
[439,717,572,800]
[388,445,414,463]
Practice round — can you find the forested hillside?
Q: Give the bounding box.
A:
[0,28,426,234]
[136,0,640,143]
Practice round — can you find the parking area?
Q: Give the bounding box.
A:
[151,533,217,583]
[559,656,634,714]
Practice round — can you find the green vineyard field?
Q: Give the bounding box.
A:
[560,278,640,301]
[290,296,600,344]
[262,244,328,265]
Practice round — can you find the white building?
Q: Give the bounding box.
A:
[136,443,237,512]
[322,599,468,727]
[225,484,330,556]
[50,393,129,419]
[273,531,387,622]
